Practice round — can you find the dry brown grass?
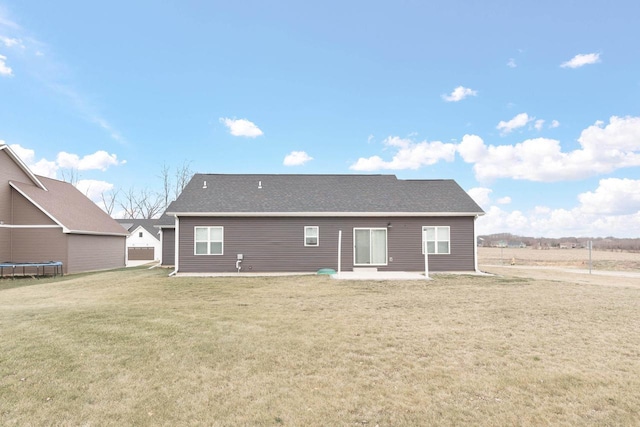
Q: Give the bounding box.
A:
[479,246,640,271]
[2,268,640,426]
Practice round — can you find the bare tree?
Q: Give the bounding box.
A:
[60,168,80,185]
[174,160,193,201]
[100,189,119,216]
[119,187,140,219]
[159,163,172,212]
[157,160,193,212]
[118,187,163,219]
[136,188,164,219]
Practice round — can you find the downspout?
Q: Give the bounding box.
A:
[337,230,342,278]
[474,215,480,273]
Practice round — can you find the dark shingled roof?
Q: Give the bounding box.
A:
[11,176,128,235]
[166,174,484,215]
[116,219,161,239]
[156,201,177,228]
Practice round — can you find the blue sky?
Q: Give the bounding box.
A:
[1,0,639,237]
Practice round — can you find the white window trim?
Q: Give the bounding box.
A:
[353,227,388,266]
[422,226,451,255]
[194,226,224,256]
[304,226,319,247]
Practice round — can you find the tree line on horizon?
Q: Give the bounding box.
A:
[480,233,640,252]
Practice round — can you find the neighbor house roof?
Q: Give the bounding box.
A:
[155,201,178,228]
[116,219,161,239]
[10,176,128,236]
[166,174,484,216]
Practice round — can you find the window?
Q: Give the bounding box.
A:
[194,226,224,255]
[138,232,143,238]
[354,228,387,265]
[422,226,450,254]
[304,226,319,246]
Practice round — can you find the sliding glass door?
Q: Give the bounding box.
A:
[354,228,387,266]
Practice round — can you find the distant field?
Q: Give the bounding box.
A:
[2,268,640,425]
[479,246,640,271]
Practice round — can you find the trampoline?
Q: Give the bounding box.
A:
[0,261,63,279]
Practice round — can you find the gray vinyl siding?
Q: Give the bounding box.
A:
[11,189,57,225]
[1,150,34,225]
[11,228,68,270]
[177,216,477,273]
[67,234,125,274]
[161,228,175,266]
[0,228,10,261]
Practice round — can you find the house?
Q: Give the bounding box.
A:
[0,144,127,274]
[116,219,162,264]
[156,204,176,267]
[162,174,484,274]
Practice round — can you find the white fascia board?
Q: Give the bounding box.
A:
[130,225,161,242]
[166,211,485,217]
[2,145,48,191]
[66,230,129,236]
[0,224,61,229]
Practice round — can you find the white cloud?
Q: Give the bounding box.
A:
[578,178,640,215]
[29,158,58,177]
[534,119,545,131]
[9,144,58,178]
[477,180,640,238]
[57,150,124,171]
[468,187,492,208]
[75,179,114,204]
[0,35,23,48]
[561,53,601,69]
[220,117,264,138]
[496,113,532,135]
[350,136,456,171]
[459,116,640,182]
[468,187,511,210]
[550,120,560,129]
[9,144,123,178]
[9,143,35,164]
[283,151,313,166]
[0,54,13,76]
[457,134,487,163]
[507,58,517,68]
[442,86,477,102]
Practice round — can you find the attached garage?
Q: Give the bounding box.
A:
[127,247,154,260]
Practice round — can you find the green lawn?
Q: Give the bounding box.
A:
[1,268,639,426]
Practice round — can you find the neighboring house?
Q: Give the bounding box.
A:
[161,174,484,274]
[116,219,162,263]
[0,144,127,274]
[157,205,176,267]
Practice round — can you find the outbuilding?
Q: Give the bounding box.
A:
[0,144,127,274]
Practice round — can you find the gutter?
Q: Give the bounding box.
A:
[166,211,486,217]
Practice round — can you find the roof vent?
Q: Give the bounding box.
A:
[202,180,207,189]
[258,180,262,189]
